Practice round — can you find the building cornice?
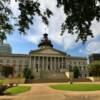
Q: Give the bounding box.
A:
[0,54,29,57]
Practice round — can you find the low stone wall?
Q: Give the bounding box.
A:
[32,71,68,83]
[94,77,100,82]
[33,71,68,80]
[32,79,68,83]
[41,72,68,80]
[32,72,93,83]
[74,78,91,82]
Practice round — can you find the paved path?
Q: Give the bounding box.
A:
[0,83,100,100]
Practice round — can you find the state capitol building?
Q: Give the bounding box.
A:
[0,34,88,80]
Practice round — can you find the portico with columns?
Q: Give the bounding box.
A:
[0,33,88,79]
[28,33,88,80]
[29,33,68,79]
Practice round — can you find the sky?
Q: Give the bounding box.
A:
[5,0,100,57]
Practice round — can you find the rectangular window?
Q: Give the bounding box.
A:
[13,60,16,63]
[0,59,3,63]
[7,59,10,63]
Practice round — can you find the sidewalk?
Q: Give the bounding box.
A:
[0,83,100,100]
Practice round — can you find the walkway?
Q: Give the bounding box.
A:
[0,83,100,100]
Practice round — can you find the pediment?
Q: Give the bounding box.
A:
[30,48,66,55]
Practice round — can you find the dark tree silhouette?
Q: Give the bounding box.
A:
[73,66,80,78]
[0,0,13,43]
[23,67,32,79]
[89,61,100,76]
[0,0,100,43]
[57,0,100,43]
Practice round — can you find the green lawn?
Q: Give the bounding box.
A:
[0,79,6,84]
[50,84,100,91]
[4,86,31,94]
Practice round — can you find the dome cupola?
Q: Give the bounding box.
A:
[38,33,53,48]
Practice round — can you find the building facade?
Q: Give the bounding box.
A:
[0,34,88,80]
[89,53,100,63]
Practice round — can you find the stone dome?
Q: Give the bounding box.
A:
[38,33,53,48]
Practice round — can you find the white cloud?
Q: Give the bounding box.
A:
[24,0,79,51]
[9,0,20,16]
[91,20,100,37]
[25,34,42,45]
[6,0,100,56]
[86,41,100,54]
[82,20,100,55]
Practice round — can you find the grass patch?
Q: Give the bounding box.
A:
[4,86,31,94]
[50,84,100,91]
[0,80,6,84]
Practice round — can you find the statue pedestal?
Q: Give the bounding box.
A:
[65,71,74,84]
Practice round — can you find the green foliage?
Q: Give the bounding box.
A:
[1,0,100,43]
[57,0,100,43]
[89,61,100,76]
[2,67,13,77]
[23,68,32,79]
[73,67,80,78]
[0,80,5,85]
[0,0,13,42]
[17,0,53,33]
[4,86,31,94]
[0,0,53,41]
[50,84,100,91]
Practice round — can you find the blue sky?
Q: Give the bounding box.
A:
[5,0,100,57]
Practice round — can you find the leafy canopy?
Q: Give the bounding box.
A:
[57,0,100,43]
[0,0,13,43]
[0,0,100,43]
[89,61,100,76]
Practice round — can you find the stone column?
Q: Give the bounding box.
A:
[61,57,63,69]
[33,56,36,72]
[47,57,48,71]
[56,57,58,72]
[38,56,40,72]
[31,56,33,72]
[29,55,32,69]
[44,57,45,70]
[55,57,56,71]
[42,56,44,70]
[53,57,55,71]
[41,56,43,71]
[58,57,60,72]
[52,57,54,71]
[50,57,52,71]
[53,57,56,71]
[41,56,43,70]
[45,57,47,70]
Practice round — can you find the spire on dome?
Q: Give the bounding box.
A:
[38,33,53,48]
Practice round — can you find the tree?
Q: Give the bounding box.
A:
[23,67,32,79]
[89,61,100,76]
[73,66,80,78]
[1,0,100,43]
[23,67,34,83]
[57,0,100,43]
[0,0,52,40]
[2,66,14,77]
[0,0,13,43]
